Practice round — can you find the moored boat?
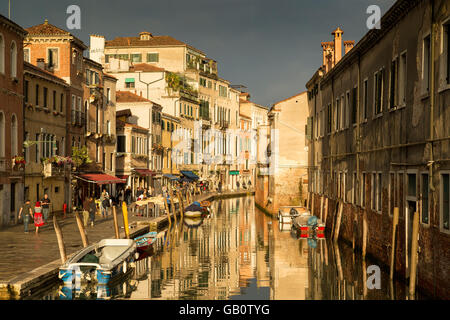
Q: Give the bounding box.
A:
[277,206,307,224]
[292,213,326,239]
[59,239,137,285]
[134,232,157,253]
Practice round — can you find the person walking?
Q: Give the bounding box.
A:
[82,196,90,227]
[236,180,240,191]
[33,202,45,234]
[18,200,33,233]
[125,187,131,205]
[218,181,222,194]
[100,189,109,219]
[88,197,96,227]
[41,194,51,222]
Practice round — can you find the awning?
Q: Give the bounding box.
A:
[164,174,180,180]
[117,175,129,180]
[76,174,126,185]
[135,169,154,176]
[125,78,135,83]
[180,171,199,181]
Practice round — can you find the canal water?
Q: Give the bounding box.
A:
[39,196,420,300]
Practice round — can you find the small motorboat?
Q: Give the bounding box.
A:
[292,213,326,239]
[134,232,157,253]
[278,206,307,224]
[184,202,208,218]
[59,239,137,286]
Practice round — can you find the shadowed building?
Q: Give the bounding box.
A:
[306,0,450,298]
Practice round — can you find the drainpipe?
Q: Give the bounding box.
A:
[137,71,164,101]
[429,0,436,192]
[357,53,361,202]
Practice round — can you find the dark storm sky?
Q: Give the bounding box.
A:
[1,0,395,107]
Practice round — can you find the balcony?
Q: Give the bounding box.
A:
[43,163,69,178]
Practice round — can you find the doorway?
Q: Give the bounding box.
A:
[405,172,417,278]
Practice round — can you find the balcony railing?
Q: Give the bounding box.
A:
[0,157,9,172]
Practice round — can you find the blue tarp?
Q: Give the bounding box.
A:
[163,174,180,180]
[180,171,199,181]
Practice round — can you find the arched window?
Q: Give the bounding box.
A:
[0,34,4,74]
[10,41,17,78]
[11,114,18,157]
[0,111,5,157]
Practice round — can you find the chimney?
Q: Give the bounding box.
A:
[344,40,355,54]
[332,27,344,64]
[37,58,45,70]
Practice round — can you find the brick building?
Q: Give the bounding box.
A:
[0,14,26,227]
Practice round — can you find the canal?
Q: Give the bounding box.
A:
[38,196,425,300]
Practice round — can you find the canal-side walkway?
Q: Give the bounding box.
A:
[0,189,254,299]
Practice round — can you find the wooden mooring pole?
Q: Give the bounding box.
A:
[334,202,343,243]
[319,196,324,221]
[177,191,184,219]
[164,198,172,227]
[169,190,177,224]
[112,206,120,239]
[389,207,399,280]
[323,198,329,227]
[409,210,420,299]
[122,201,130,239]
[362,211,368,258]
[53,214,67,264]
[74,211,89,248]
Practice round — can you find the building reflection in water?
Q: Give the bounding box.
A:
[41,196,416,300]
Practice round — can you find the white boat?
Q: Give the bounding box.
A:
[184,210,203,218]
[183,217,204,228]
[292,214,326,239]
[59,239,137,285]
[277,206,308,224]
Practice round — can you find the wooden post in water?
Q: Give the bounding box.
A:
[122,202,130,239]
[319,196,324,221]
[53,214,67,264]
[168,190,177,224]
[409,210,420,299]
[306,192,310,210]
[112,206,120,239]
[390,207,400,280]
[74,211,89,247]
[323,198,329,227]
[334,202,343,243]
[177,191,184,219]
[362,211,368,258]
[164,197,172,227]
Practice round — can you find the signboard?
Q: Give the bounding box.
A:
[229,171,240,176]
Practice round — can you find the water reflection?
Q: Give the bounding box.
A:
[40,196,418,300]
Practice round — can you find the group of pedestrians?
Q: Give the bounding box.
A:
[18,194,51,234]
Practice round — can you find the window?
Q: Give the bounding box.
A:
[423,35,431,94]
[374,69,384,115]
[107,88,111,104]
[327,103,332,134]
[0,34,4,74]
[47,48,59,70]
[24,80,29,103]
[399,52,407,106]
[362,79,368,121]
[442,174,450,232]
[0,112,4,157]
[60,93,64,113]
[390,58,398,109]
[351,87,357,124]
[117,136,126,153]
[361,172,367,208]
[219,85,227,97]
[24,48,30,63]
[421,173,429,225]
[131,54,142,63]
[11,114,18,157]
[147,53,159,63]
[35,84,40,106]
[132,136,136,153]
[345,92,350,128]
[389,172,396,216]
[43,87,48,108]
[125,78,135,88]
[200,78,207,87]
[10,41,17,78]
[53,90,57,111]
[445,23,450,85]
[335,98,340,131]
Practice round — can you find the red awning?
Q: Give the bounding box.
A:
[77,174,126,185]
[117,175,129,180]
[135,169,154,176]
